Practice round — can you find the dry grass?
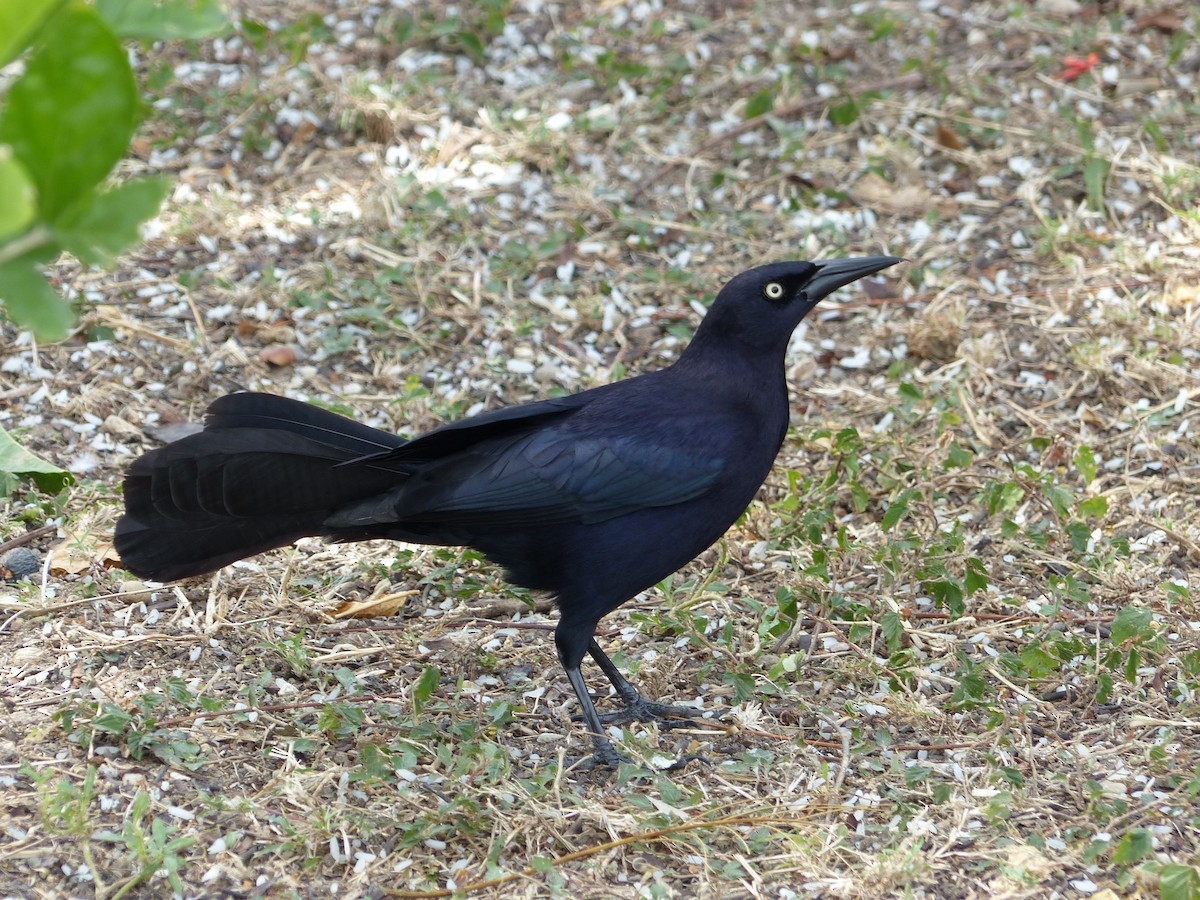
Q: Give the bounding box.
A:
[2,1,1200,897]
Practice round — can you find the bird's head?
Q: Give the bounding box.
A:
[688,256,903,356]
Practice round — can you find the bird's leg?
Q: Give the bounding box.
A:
[585,639,705,729]
[564,663,629,768]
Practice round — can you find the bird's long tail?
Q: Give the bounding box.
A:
[114,392,409,582]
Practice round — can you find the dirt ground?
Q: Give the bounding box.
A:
[2,1,1199,897]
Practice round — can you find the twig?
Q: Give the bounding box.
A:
[0,523,56,555]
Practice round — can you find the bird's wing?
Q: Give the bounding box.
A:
[343,395,586,467]
[326,424,725,529]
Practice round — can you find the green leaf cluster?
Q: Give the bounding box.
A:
[0,0,226,341]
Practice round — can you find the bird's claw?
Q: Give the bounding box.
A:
[589,744,631,769]
[658,752,708,772]
[557,740,630,771]
[574,697,706,730]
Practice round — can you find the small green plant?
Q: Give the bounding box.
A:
[27,762,98,835]
[259,630,313,678]
[95,790,198,898]
[23,763,103,885]
[54,680,210,769]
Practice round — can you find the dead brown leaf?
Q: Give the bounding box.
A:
[935,122,965,151]
[853,172,931,217]
[1135,10,1185,34]
[330,590,417,619]
[260,344,299,366]
[49,540,95,576]
[1163,282,1199,308]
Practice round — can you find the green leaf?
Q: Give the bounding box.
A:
[848,480,869,513]
[0,0,60,67]
[455,30,485,63]
[239,16,269,49]
[355,742,394,780]
[1077,496,1108,519]
[1142,119,1167,154]
[1160,863,1200,900]
[985,791,1013,822]
[1084,156,1109,212]
[945,441,973,469]
[833,427,861,453]
[0,146,38,241]
[1073,444,1097,484]
[1019,644,1059,679]
[1066,520,1091,553]
[0,252,74,341]
[1124,645,1141,683]
[482,2,508,35]
[56,176,170,266]
[997,766,1025,787]
[0,425,73,496]
[925,579,964,617]
[1076,120,1095,153]
[487,700,514,725]
[982,481,1024,516]
[1111,828,1152,865]
[412,665,439,715]
[723,672,757,703]
[964,557,989,595]
[881,489,914,531]
[744,87,775,119]
[94,0,229,40]
[868,18,896,42]
[1110,606,1152,644]
[93,703,133,735]
[130,788,151,820]
[829,99,860,127]
[1043,483,1074,518]
[0,6,136,221]
[880,610,904,652]
[951,668,989,708]
[904,765,932,786]
[1096,671,1113,704]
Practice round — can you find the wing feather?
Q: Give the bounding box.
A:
[327,427,724,529]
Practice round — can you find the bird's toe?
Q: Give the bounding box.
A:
[585,698,709,729]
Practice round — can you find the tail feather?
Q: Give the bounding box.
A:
[115,393,409,581]
[204,392,406,455]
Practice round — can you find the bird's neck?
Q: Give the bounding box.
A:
[674,326,788,386]
[671,336,790,424]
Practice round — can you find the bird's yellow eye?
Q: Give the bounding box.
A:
[764,282,784,300]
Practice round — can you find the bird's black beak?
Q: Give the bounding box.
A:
[805,256,904,303]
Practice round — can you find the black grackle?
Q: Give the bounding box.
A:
[115,256,902,766]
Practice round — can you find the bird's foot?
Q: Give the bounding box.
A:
[589,742,631,769]
[559,737,630,771]
[658,752,708,772]
[588,696,707,729]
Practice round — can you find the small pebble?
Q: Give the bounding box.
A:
[0,547,39,582]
